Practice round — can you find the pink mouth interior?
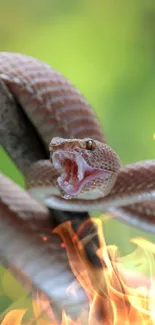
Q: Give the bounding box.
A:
[52,151,111,197]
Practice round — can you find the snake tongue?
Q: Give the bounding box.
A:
[52,151,90,196]
[57,155,85,197]
[52,151,111,198]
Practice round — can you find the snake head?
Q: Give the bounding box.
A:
[49,137,121,199]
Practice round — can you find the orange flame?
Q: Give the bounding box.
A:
[1,218,155,325]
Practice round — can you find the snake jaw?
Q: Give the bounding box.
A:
[51,151,111,198]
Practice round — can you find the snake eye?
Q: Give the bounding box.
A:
[86,140,96,151]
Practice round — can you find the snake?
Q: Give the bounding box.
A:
[0,52,155,235]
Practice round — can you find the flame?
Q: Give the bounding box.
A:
[1,218,155,325]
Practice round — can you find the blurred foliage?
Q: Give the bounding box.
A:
[0,0,155,304]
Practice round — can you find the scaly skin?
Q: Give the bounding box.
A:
[0,52,155,233]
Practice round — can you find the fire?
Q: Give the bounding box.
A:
[1,218,155,325]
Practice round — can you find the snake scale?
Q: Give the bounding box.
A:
[0,52,155,234]
[0,51,155,319]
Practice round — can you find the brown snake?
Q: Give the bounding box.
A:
[0,52,155,235]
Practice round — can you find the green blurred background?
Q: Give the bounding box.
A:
[0,0,155,308]
[0,0,155,252]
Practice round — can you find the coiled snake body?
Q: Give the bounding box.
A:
[0,52,155,233]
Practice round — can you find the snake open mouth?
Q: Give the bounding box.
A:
[52,151,111,197]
